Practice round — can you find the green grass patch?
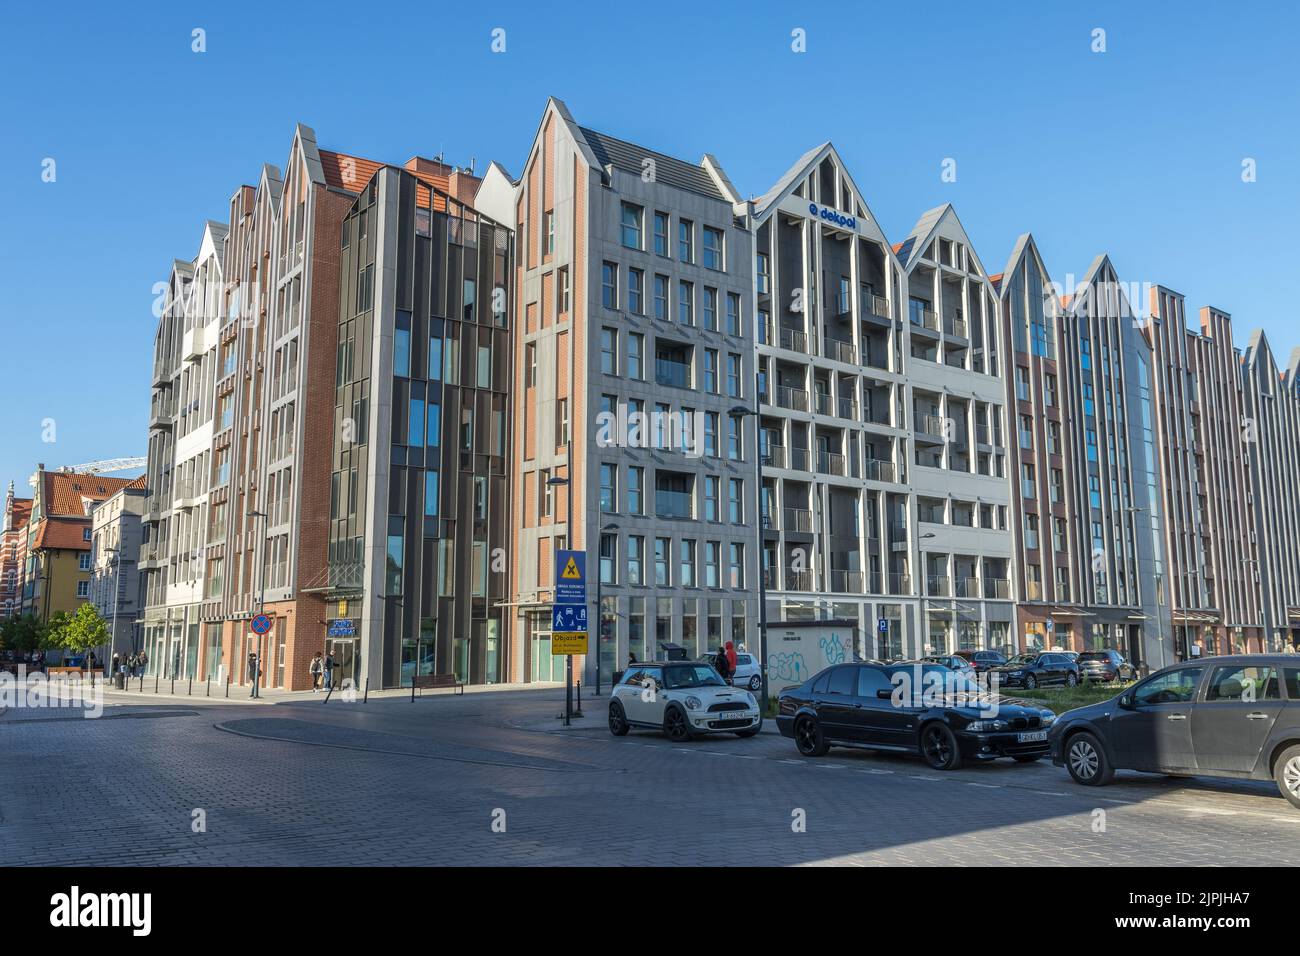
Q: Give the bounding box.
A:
[1010,681,1132,713]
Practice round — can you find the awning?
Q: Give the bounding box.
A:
[1172,611,1220,624]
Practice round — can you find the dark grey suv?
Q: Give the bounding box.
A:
[1048,655,1300,808]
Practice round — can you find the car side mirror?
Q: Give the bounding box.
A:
[1118,693,1135,710]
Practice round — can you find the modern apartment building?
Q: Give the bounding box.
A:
[2,483,33,618]
[89,479,147,661]
[501,98,758,686]
[139,221,225,679]
[998,246,1169,666]
[1240,332,1300,650]
[891,206,1015,657]
[327,164,509,690]
[1144,290,1265,656]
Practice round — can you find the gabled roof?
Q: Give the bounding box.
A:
[577,126,727,202]
[1066,253,1137,321]
[32,518,91,552]
[318,149,385,194]
[894,205,949,269]
[41,471,134,518]
[995,233,1053,301]
[753,142,830,217]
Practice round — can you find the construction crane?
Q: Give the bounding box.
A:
[28,457,147,488]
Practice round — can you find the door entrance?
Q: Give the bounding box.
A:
[326,638,360,690]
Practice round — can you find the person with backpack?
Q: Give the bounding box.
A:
[714,646,732,684]
[309,652,323,691]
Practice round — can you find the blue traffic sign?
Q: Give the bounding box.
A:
[554,549,586,604]
[878,618,888,634]
[552,604,588,634]
[250,614,273,635]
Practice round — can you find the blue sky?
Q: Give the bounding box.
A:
[2,0,1297,496]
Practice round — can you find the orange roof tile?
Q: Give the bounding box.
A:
[318,150,385,194]
[42,472,134,518]
[891,242,904,253]
[32,518,91,552]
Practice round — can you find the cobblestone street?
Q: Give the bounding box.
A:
[1,687,1296,866]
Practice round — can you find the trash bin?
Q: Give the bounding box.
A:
[114,671,125,690]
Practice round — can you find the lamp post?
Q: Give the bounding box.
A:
[729,404,769,712]
[248,510,268,695]
[593,521,619,694]
[106,546,121,671]
[548,450,576,725]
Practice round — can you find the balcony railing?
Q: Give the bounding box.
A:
[825,338,856,364]
[816,451,846,476]
[954,576,981,598]
[863,458,899,483]
[984,578,1012,599]
[867,294,891,320]
[784,570,814,591]
[927,575,952,597]
[944,315,968,338]
[915,412,947,439]
[780,327,807,353]
[814,392,833,416]
[886,572,912,595]
[775,386,808,412]
[829,569,864,593]
[762,444,786,469]
[784,508,813,533]
[788,446,810,471]
[838,397,858,419]
[910,308,939,331]
[655,491,694,520]
[655,360,691,389]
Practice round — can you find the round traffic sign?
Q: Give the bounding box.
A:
[250,614,273,635]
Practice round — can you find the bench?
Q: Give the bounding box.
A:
[410,673,464,699]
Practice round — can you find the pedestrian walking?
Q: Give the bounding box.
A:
[714,646,732,684]
[323,650,336,691]
[724,640,738,675]
[139,650,149,677]
[309,652,323,691]
[247,652,260,699]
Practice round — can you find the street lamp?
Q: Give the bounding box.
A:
[593,521,619,695]
[105,546,121,672]
[729,404,769,712]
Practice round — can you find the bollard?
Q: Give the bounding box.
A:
[364,678,369,704]
[410,679,416,704]
[206,676,211,697]
[155,675,159,694]
[171,678,175,695]
[225,675,230,699]
[324,683,334,704]
[574,680,584,717]
[188,676,193,696]
[139,674,144,693]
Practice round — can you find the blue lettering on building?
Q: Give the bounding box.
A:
[807,202,857,231]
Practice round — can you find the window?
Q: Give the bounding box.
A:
[1206,665,1279,701]
[601,327,618,375]
[728,478,743,523]
[79,553,91,571]
[409,396,425,447]
[627,333,644,380]
[654,537,670,586]
[728,542,745,588]
[756,252,770,293]
[703,226,724,270]
[703,287,718,330]
[1015,366,1030,402]
[394,326,411,378]
[600,464,616,513]
[704,475,720,521]
[1025,513,1039,550]
[556,398,569,447]
[680,539,696,587]
[726,353,742,397]
[1021,463,1035,499]
[77,580,90,598]
[703,349,718,393]
[1044,373,1057,408]
[653,212,669,256]
[628,268,644,314]
[703,412,718,457]
[653,275,669,320]
[704,542,721,587]
[524,342,536,388]
[544,211,555,255]
[627,466,644,515]
[602,261,618,310]
[678,219,694,263]
[1133,667,1203,705]
[620,202,643,250]
[1019,414,1033,450]
[678,280,694,325]
[540,469,553,518]
[558,266,570,316]
[727,414,742,461]
[463,278,476,324]
[726,293,741,336]
[424,471,440,517]
[426,402,441,447]
[628,536,645,585]
[600,533,616,585]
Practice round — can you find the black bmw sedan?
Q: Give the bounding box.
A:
[776,661,1057,770]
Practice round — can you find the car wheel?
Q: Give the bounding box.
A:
[793,715,829,757]
[1023,674,1038,689]
[920,722,961,771]
[607,700,630,737]
[1065,671,1078,687]
[1065,731,1114,786]
[1274,744,1300,810]
[663,705,692,742]
[1013,755,1041,763]
[748,675,761,691]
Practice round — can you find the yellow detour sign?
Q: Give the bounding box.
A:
[552,632,589,656]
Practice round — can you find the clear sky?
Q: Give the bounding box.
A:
[2,0,1297,497]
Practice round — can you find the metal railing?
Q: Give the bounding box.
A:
[784,508,813,533]
[776,385,809,412]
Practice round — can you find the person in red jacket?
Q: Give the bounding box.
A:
[725,641,738,675]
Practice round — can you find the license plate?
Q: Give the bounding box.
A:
[1017,730,1047,743]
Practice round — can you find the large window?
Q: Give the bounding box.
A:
[602,261,618,310]
[703,226,724,270]
[424,471,440,517]
[621,202,643,250]
[653,212,669,256]
[678,219,694,263]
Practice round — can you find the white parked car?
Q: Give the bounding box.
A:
[697,650,762,691]
[608,662,762,741]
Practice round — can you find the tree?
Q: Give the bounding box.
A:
[1,614,50,653]
[49,603,109,655]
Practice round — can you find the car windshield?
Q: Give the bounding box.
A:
[886,664,988,702]
[663,665,725,689]
[1006,654,1038,665]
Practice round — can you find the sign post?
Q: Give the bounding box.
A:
[553,550,587,725]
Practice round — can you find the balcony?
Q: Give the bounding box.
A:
[774,385,809,412]
[814,391,833,416]
[984,578,1012,599]
[863,458,900,483]
[865,294,891,321]
[784,508,813,533]
[944,315,968,338]
[909,307,940,333]
[926,575,952,597]
[816,451,846,477]
[654,490,694,520]
[829,569,864,593]
[837,397,858,419]
[654,359,692,390]
[954,576,981,598]
[788,446,810,471]
[833,290,854,318]
[760,511,778,531]
[762,444,787,469]
[784,570,814,591]
[182,325,206,363]
[779,327,807,354]
[915,412,946,441]
[886,572,912,595]
[824,338,856,364]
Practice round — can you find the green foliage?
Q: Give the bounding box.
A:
[48,603,110,654]
[0,614,50,653]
